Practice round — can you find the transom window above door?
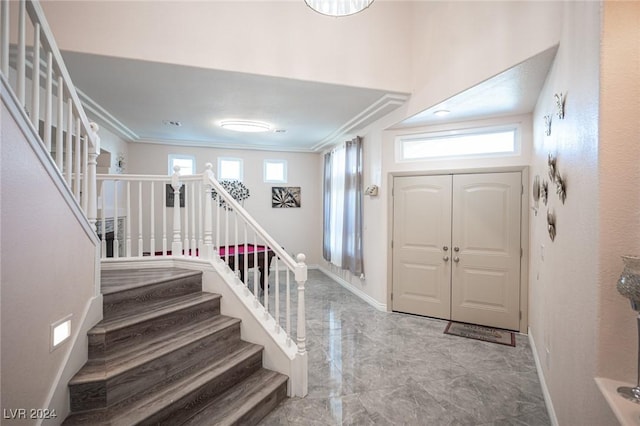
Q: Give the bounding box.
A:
[396,125,520,161]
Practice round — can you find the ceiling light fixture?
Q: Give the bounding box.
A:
[305,0,374,17]
[434,110,451,117]
[220,120,271,133]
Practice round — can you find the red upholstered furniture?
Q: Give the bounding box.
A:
[218,244,275,289]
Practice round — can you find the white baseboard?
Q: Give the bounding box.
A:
[316,265,387,312]
[528,327,559,426]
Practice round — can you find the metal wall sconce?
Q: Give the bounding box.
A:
[364,185,379,196]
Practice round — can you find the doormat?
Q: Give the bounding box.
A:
[444,321,516,347]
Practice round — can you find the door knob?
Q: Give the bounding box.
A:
[443,246,449,251]
[453,256,460,263]
[443,256,449,261]
[453,246,460,252]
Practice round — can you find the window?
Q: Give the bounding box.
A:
[218,157,243,181]
[264,159,287,183]
[168,154,196,175]
[396,126,519,161]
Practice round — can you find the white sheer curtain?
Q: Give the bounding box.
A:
[322,137,364,275]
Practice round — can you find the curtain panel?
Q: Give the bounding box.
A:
[322,137,364,276]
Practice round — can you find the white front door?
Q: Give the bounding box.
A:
[392,175,452,319]
[450,172,522,330]
[392,172,522,331]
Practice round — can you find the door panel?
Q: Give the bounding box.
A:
[392,175,452,318]
[451,172,521,330]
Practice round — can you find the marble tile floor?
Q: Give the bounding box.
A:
[254,269,550,426]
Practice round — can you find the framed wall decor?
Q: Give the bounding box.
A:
[272,186,301,208]
[166,184,185,207]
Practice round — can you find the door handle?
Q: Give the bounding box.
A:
[443,256,449,262]
[453,256,460,263]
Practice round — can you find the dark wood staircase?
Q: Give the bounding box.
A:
[63,268,287,425]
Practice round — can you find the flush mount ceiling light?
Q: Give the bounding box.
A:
[305,0,374,17]
[219,120,271,133]
[434,110,451,117]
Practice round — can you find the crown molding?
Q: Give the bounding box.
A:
[76,88,139,141]
[311,93,409,151]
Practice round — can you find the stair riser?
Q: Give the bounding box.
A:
[103,274,202,319]
[88,298,221,362]
[71,321,242,412]
[235,382,287,426]
[144,350,263,425]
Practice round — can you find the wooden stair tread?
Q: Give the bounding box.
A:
[93,292,221,332]
[71,315,241,385]
[63,342,265,425]
[183,368,288,426]
[101,267,202,295]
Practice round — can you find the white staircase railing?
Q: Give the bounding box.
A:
[97,164,308,396]
[1,0,100,227]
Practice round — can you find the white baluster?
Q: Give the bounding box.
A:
[44,52,52,151]
[203,164,214,260]
[162,180,167,255]
[138,181,143,257]
[275,256,280,333]
[1,0,9,76]
[243,227,248,288]
[126,181,131,257]
[73,117,81,200]
[17,0,25,105]
[224,202,229,262]
[171,165,183,256]
[191,181,196,256]
[65,101,72,185]
[184,181,190,256]
[215,184,220,255]
[86,123,100,229]
[81,134,88,213]
[286,270,291,346]
[197,180,203,254]
[253,232,258,305]
[113,180,119,258]
[150,181,155,256]
[31,23,40,128]
[295,253,307,356]
[264,240,269,319]
[100,182,106,259]
[234,213,238,273]
[56,77,63,170]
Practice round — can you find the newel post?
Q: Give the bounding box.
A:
[294,253,308,397]
[202,163,214,260]
[171,165,183,256]
[87,122,100,230]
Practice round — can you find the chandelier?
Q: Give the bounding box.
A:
[305,0,374,17]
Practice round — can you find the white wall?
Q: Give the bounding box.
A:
[41,1,413,92]
[528,1,630,424]
[126,142,322,265]
[1,96,98,423]
[596,0,640,383]
[407,1,563,119]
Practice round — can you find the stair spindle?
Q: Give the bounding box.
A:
[17,0,26,106]
[55,76,63,170]
[150,181,155,256]
[31,23,40,128]
[43,52,52,151]
[0,0,9,75]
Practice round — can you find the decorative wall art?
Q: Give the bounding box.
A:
[544,115,552,136]
[547,154,557,181]
[166,184,185,208]
[272,186,301,208]
[547,209,556,242]
[211,180,250,210]
[555,174,567,204]
[541,180,549,206]
[532,175,541,215]
[555,92,566,120]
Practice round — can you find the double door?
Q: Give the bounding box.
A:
[392,172,522,331]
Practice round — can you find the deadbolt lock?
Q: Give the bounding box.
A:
[443,246,449,251]
[453,246,460,252]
